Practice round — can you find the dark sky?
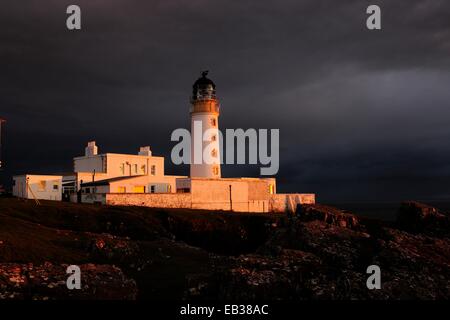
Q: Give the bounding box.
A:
[1,0,450,202]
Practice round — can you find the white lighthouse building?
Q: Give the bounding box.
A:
[12,71,315,212]
[190,71,221,179]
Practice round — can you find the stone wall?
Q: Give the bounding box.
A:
[246,179,272,201]
[106,193,192,209]
[105,191,315,214]
[82,193,106,204]
[269,194,316,213]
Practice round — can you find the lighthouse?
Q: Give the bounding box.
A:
[190,71,221,178]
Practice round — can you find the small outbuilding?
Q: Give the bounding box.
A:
[12,174,62,201]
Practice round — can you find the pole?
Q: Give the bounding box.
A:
[26,177,41,205]
[0,118,5,194]
[229,185,232,211]
[0,118,5,170]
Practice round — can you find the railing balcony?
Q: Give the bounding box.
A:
[190,101,220,114]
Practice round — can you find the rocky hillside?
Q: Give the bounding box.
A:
[0,198,448,300]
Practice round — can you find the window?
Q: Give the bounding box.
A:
[210,118,216,126]
[133,186,145,193]
[150,185,155,193]
[268,184,274,195]
[134,164,138,174]
[118,186,126,193]
[140,165,146,174]
[212,166,219,176]
[211,135,217,142]
[53,184,59,191]
[120,163,125,175]
[211,149,217,158]
[38,180,46,191]
[85,188,91,194]
[151,165,156,175]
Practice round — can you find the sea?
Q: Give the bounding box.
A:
[325,201,450,221]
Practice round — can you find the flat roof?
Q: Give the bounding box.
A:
[13,174,63,178]
[81,175,145,187]
[177,177,276,182]
[73,153,164,160]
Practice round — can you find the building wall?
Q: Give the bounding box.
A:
[104,153,164,178]
[151,175,183,193]
[190,111,221,179]
[269,193,316,213]
[244,178,276,201]
[104,178,275,213]
[12,175,26,198]
[190,178,248,211]
[13,175,62,201]
[81,193,106,204]
[74,155,105,173]
[76,172,109,188]
[106,175,183,194]
[73,152,183,198]
[176,178,191,191]
[106,193,191,208]
[248,200,270,213]
[83,185,109,194]
[74,153,165,180]
[188,178,278,212]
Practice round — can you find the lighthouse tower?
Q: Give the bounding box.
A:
[190,71,221,179]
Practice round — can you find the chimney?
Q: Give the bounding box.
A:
[85,141,98,157]
[138,146,152,156]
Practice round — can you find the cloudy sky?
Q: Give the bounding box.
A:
[1,0,450,202]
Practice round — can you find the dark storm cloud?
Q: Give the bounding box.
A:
[1,0,450,201]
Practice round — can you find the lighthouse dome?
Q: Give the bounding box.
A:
[192,71,216,101]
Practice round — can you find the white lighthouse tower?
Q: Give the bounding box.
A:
[190,71,221,179]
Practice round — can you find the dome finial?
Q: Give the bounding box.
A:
[191,71,216,102]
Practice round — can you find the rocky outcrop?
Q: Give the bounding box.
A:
[186,205,450,300]
[87,233,140,261]
[1,198,449,300]
[0,263,137,300]
[396,201,450,237]
[297,204,360,230]
[186,250,325,300]
[161,211,281,255]
[372,227,450,299]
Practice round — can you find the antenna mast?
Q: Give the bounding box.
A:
[0,118,6,194]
